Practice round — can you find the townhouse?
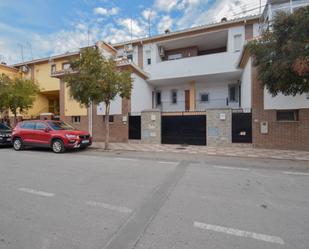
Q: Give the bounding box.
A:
[5,1,309,150]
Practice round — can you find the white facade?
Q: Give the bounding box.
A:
[130,73,153,113]
[264,91,309,110]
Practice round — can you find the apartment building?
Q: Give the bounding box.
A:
[6,4,309,150]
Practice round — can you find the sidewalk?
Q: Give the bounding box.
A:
[92,142,309,161]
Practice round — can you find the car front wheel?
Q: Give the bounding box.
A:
[51,139,65,153]
[13,138,24,151]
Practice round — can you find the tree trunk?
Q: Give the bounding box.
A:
[104,102,110,150]
[13,112,17,127]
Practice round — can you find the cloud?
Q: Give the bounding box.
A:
[154,0,180,12]
[118,18,146,37]
[157,16,174,33]
[93,7,119,16]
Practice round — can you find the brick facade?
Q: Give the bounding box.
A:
[251,65,309,151]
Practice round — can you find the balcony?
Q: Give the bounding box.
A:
[156,98,240,112]
[146,52,241,83]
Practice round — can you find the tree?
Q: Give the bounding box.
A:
[7,77,39,124]
[64,47,133,150]
[0,73,10,114]
[247,6,309,96]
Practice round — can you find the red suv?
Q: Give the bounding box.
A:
[12,120,92,153]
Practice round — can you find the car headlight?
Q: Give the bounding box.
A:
[65,134,78,139]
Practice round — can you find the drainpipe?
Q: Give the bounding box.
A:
[88,100,93,136]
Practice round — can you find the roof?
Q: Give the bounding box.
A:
[0,63,19,72]
[12,51,81,67]
[10,14,260,68]
[113,14,261,47]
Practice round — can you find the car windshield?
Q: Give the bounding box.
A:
[0,123,10,130]
[47,121,75,131]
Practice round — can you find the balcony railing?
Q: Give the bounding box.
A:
[155,98,240,112]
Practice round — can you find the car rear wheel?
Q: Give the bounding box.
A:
[52,139,65,153]
[13,138,24,151]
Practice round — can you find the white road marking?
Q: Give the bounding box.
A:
[283,171,309,176]
[213,165,250,171]
[194,221,284,245]
[18,187,55,197]
[86,201,132,213]
[113,157,138,162]
[158,161,178,165]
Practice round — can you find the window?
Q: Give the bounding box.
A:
[21,122,35,130]
[306,93,309,99]
[156,92,161,105]
[62,63,71,70]
[72,116,81,124]
[168,53,182,60]
[234,34,242,52]
[51,64,56,74]
[200,93,209,102]
[277,110,299,121]
[103,115,114,123]
[126,53,133,61]
[146,50,151,65]
[229,84,239,102]
[171,90,177,104]
[47,121,74,130]
[35,122,48,130]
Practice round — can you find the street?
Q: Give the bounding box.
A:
[0,148,309,249]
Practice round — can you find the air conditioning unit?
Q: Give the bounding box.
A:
[124,44,133,52]
[159,47,165,57]
[21,65,29,73]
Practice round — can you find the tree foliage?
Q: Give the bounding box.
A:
[247,6,309,96]
[64,46,133,149]
[0,73,38,122]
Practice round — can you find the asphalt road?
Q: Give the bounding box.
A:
[0,147,308,249]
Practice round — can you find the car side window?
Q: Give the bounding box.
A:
[35,122,48,130]
[21,122,36,130]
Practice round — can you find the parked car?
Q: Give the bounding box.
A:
[12,120,92,153]
[0,123,12,146]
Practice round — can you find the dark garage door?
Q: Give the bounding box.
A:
[161,115,206,145]
[128,115,141,140]
[232,112,252,143]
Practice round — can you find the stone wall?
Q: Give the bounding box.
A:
[141,109,161,144]
[206,109,232,146]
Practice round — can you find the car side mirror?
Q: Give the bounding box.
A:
[44,127,51,133]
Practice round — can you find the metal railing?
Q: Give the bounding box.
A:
[155,98,240,112]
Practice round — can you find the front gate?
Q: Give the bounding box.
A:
[232,112,252,143]
[128,115,141,140]
[161,115,206,145]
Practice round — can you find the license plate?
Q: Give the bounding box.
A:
[6,138,11,141]
[82,140,89,144]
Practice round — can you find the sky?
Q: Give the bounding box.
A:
[0,0,266,64]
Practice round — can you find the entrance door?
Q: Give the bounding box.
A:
[185,90,190,111]
[232,113,252,143]
[161,115,206,145]
[128,115,141,140]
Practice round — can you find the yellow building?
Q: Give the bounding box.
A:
[13,52,87,120]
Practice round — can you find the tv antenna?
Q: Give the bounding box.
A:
[147,10,153,37]
[17,43,25,63]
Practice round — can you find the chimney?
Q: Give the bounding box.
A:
[164,29,171,34]
[221,17,227,22]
